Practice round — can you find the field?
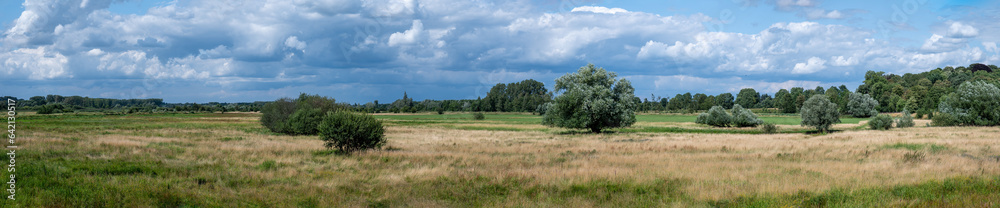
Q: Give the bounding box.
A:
[9,112,1000,207]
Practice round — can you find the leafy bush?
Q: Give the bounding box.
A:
[937,81,1000,126]
[868,114,894,130]
[914,109,925,119]
[846,93,879,118]
[761,123,778,134]
[896,109,915,128]
[318,111,386,153]
[932,112,958,126]
[730,104,763,127]
[288,108,325,135]
[542,64,636,133]
[801,95,841,133]
[260,98,298,134]
[535,102,552,115]
[696,106,731,127]
[473,112,485,120]
[436,107,444,115]
[36,103,68,114]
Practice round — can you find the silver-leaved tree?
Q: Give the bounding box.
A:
[542,64,636,133]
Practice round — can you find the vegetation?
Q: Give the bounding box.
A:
[318,111,386,153]
[473,112,486,120]
[542,64,636,133]
[696,106,732,127]
[868,114,894,130]
[800,95,840,133]
[260,94,342,135]
[846,93,879,118]
[897,109,915,128]
[730,104,763,127]
[937,81,1000,126]
[760,123,778,134]
[480,79,553,112]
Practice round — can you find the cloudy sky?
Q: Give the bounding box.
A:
[1,0,998,103]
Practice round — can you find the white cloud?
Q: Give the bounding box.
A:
[921,34,967,52]
[792,57,827,74]
[0,47,70,80]
[388,20,424,47]
[805,9,843,19]
[571,6,629,14]
[947,22,978,38]
[830,55,857,66]
[284,36,307,51]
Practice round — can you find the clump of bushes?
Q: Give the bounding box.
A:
[730,104,763,127]
[936,81,1000,126]
[319,111,386,153]
[846,93,879,118]
[760,123,778,134]
[261,93,343,135]
[473,112,485,120]
[696,106,731,127]
[896,109,915,128]
[868,114,894,130]
[931,112,958,126]
[36,103,69,114]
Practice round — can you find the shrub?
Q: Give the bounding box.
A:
[696,106,731,127]
[318,111,386,153]
[932,112,958,126]
[542,64,636,133]
[914,109,925,119]
[896,109,915,128]
[937,81,1000,126]
[695,113,708,124]
[535,102,552,115]
[436,107,444,115]
[846,93,879,118]
[473,112,485,120]
[869,114,894,130]
[260,98,297,133]
[801,95,841,133]
[761,123,778,134]
[730,104,763,127]
[288,108,325,135]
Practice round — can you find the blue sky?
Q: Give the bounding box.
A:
[1,0,998,103]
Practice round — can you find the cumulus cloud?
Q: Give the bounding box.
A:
[571,6,629,14]
[1,47,69,80]
[792,57,827,74]
[947,22,978,38]
[804,9,843,19]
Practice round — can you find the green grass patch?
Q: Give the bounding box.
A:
[709,176,1000,207]
[882,143,949,153]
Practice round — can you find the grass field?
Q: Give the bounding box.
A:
[7,112,1000,207]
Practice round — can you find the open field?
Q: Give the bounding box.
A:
[8,112,1000,207]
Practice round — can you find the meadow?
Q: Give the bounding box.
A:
[7,112,1000,207]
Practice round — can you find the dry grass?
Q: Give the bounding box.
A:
[13,113,1000,207]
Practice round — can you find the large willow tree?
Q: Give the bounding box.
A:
[542,64,636,133]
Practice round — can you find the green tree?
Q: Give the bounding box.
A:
[735,88,759,108]
[716,93,734,109]
[800,95,841,133]
[543,64,637,133]
[937,81,1000,126]
[846,93,879,118]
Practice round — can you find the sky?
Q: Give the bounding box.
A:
[1,0,998,103]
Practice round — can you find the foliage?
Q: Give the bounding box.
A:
[473,112,486,120]
[288,108,325,135]
[36,103,69,114]
[896,109,915,128]
[260,98,297,133]
[760,123,778,134]
[931,112,958,126]
[318,111,386,153]
[735,88,759,109]
[730,104,763,127]
[543,64,637,133]
[800,95,840,133]
[846,93,878,118]
[480,79,553,112]
[937,81,1000,126]
[695,106,731,127]
[715,93,734,109]
[868,114,894,130]
[535,102,552,115]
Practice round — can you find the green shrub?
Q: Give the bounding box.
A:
[696,106,731,127]
[730,104,763,127]
[868,114,894,130]
[436,107,445,115]
[932,112,958,126]
[847,93,879,118]
[896,109,915,128]
[937,81,1000,126]
[260,98,297,134]
[761,123,778,134]
[800,95,841,133]
[288,108,325,135]
[473,112,485,120]
[319,111,386,153]
[914,109,926,119]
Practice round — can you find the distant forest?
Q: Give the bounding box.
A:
[3,63,998,115]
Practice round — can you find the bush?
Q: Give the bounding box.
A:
[801,95,841,133]
[288,108,324,135]
[542,64,636,133]
[730,104,763,127]
[914,109,925,119]
[260,98,298,134]
[896,109,915,128]
[696,106,731,127]
[36,103,67,114]
[932,112,958,126]
[535,103,552,115]
[761,123,778,134]
[436,107,444,115]
[473,112,485,120]
[318,111,386,153]
[937,81,1000,126]
[846,93,879,118]
[868,114,894,130]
